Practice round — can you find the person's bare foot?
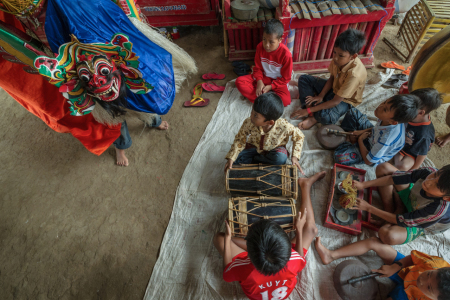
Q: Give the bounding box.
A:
[156,120,169,130]
[315,237,334,265]
[115,148,129,167]
[436,133,450,147]
[298,171,327,188]
[298,116,318,130]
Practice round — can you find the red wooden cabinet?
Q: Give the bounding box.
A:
[136,0,220,27]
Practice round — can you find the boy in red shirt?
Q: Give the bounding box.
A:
[235,19,293,107]
[213,171,326,300]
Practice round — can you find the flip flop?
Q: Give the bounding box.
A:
[389,73,409,81]
[382,79,406,89]
[381,61,405,70]
[202,81,225,92]
[201,72,226,80]
[234,67,248,77]
[402,66,412,75]
[231,61,251,70]
[183,97,210,107]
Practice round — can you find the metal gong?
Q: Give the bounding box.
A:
[409,25,450,104]
[333,260,378,300]
[316,124,346,150]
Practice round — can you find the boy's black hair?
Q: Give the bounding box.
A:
[245,219,291,276]
[437,267,450,300]
[264,19,284,39]
[437,165,450,196]
[410,88,443,114]
[387,94,420,123]
[253,92,284,121]
[334,28,366,55]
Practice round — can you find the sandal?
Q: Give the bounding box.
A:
[201,72,226,80]
[389,73,409,81]
[232,61,251,70]
[382,79,406,89]
[381,61,405,70]
[202,81,225,92]
[183,97,210,107]
[402,66,412,75]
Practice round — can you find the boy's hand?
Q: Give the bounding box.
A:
[262,85,272,94]
[291,157,305,175]
[225,220,232,239]
[224,159,234,173]
[359,131,370,141]
[295,210,307,232]
[372,264,402,278]
[305,95,323,106]
[352,198,371,211]
[351,130,366,137]
[352,180,364,191]
[256,80,265,97]
[291,109,308,119]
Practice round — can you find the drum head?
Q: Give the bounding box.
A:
[316,125,346,150]
[333,260,378,300]
[409,25,450,104]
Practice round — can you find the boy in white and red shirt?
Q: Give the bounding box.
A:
[213,171,326,300]
[235,19,293,107]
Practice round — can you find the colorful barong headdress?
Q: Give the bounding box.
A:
[34,33,153,116]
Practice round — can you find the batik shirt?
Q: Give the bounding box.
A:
[399,250,450,300]
[392,167,450,234]
[226,118,305,162]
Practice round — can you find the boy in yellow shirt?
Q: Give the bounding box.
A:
[291,28,367,130]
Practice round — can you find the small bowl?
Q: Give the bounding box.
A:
[338,171,351,180]
[337,181,347,194]
[335,209,350,223]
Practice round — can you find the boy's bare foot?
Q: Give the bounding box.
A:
[156,120,169,130]
[298,171,327,188]
[298,116,317,130]
[436,133,450,147]
[115,148,129,167]
[315,237,334,265]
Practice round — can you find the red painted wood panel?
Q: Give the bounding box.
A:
[302,27,312,61]
[362,21,375,54]
[325,24,340,59]
[235,29,241,51]
[240,29,246,50]
[308,26,323,61]
[317,25,332,60]
[245,28,252,50]
[293,29,301,62]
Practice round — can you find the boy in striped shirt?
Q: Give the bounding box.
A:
[351,165,450,245]
[334,94,421,166]
[213,171,326,300]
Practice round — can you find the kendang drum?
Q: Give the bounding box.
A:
[228,196,297,237]
[226,164,298,199]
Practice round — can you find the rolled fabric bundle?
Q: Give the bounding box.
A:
[258,0,279,9]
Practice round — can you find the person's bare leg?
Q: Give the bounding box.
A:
[378,224,408,245]
[393,192,405,215]
[376,162,398,213]
[156,120,169,130]
[436,133,450,147]
[115,148,129,167]
[315,236,398,265]
[213,233,247,257]
[297,116,318,130]
[293,171,327,250]
[394,154,414,171]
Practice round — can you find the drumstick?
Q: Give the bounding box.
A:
[326,128,353,136]
[347,272,381,284]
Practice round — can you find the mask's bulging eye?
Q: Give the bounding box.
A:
[80,74,90,82]
[100,67,110,76]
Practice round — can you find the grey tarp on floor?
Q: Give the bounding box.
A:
[145,70,449,300]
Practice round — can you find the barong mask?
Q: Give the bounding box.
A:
[34,34,153,117]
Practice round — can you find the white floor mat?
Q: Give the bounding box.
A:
[144,71,448,300]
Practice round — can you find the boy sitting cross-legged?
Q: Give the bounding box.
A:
[334,94,420,166]
[351,165,450,245]
[235,19,293,107]
[315,236,450,300]
[214,171,326,300]
[224,92,305,174]
[393,88,442,171]
[290,28,367,130]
